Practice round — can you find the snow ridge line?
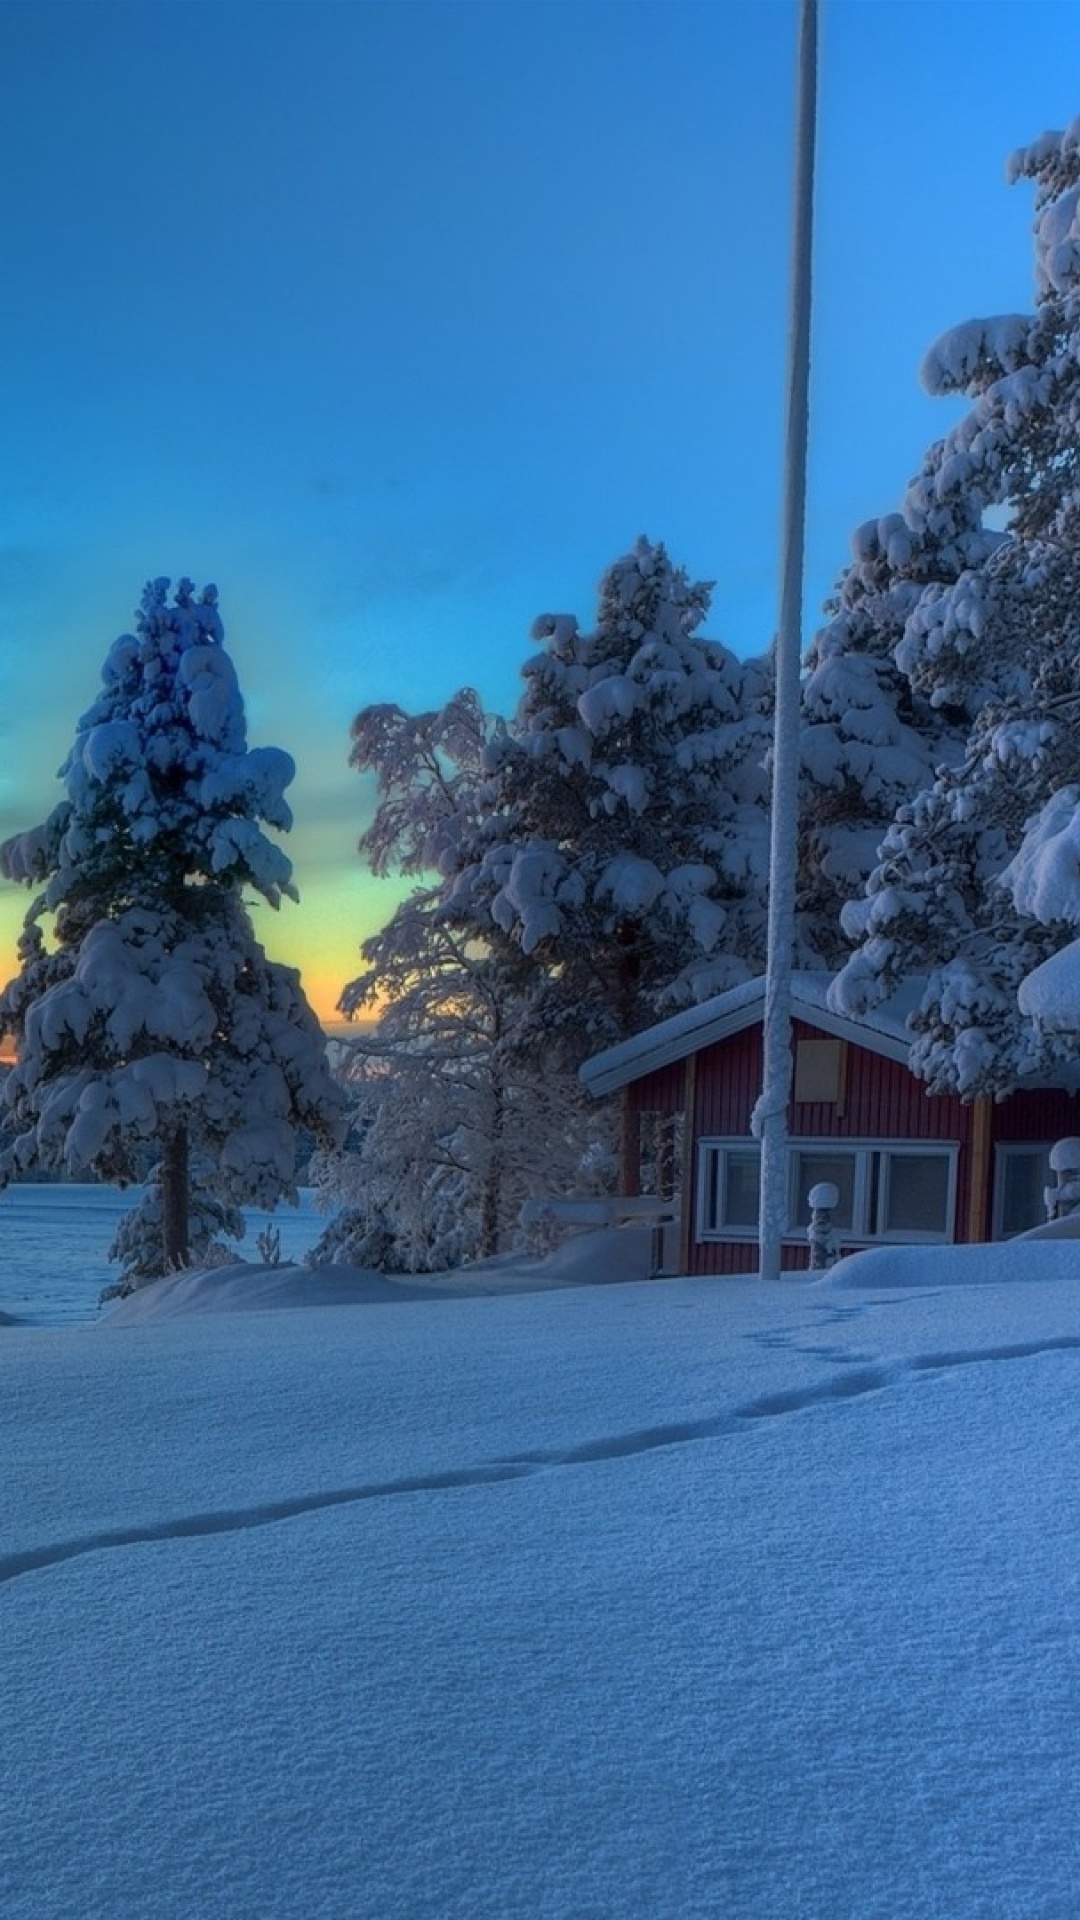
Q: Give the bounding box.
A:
[3,1338,1079,1586]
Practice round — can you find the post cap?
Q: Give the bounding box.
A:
[808,1181,840,1209]
[1049,1138,1080,1174]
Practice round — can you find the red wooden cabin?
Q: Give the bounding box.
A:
[580,974,1080,1275]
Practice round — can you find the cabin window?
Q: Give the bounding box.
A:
[697,1145,760,1234]
[697,1139,957,1243]
[880,1151,951,1235]
[722,1150,761,1228]
[994,1145,1052,1238]
[791,1150,857,1230]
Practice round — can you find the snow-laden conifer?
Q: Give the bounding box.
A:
[457,537,773,1038]
[332,540,767,1263]
[800,517,975,965]
[831,121,1080,1093]
[0,579,344,1276]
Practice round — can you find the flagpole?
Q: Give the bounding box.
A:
[755,0,818,1282]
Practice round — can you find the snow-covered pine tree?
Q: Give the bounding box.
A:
[799,513,978,966]
[1001,776,1080,1047]
[330,691,604,1267]
[832,119,1080,1095]
[833,656,1077,1097]
[333,540,768,1257]
[0,578,344,1276]
[457,537,773,1047]
[423,537,772,1198]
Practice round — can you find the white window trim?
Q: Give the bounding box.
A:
[696,1137,959,1246]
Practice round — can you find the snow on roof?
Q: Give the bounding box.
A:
[580,971,920,1096]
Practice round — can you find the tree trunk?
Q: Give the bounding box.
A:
[619,1094,640,1197]
[479,1076,505,1260]
[160,1121,191,1270]
[657,1114,676,1200]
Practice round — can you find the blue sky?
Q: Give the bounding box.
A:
[2,0,1079,1022]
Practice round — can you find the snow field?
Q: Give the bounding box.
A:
[4,1257,1080,1917]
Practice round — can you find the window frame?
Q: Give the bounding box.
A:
[696,1136,959,1246]
[872,1145,957,1242]
[992,1143,1054,1240]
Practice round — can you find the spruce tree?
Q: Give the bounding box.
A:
[833,119,1080,1095]
[799,512,976,966]
[0,579,343,1275]
[458,537,773,1045]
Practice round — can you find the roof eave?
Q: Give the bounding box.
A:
[580,996,764,1097]
[580,991,912,1097]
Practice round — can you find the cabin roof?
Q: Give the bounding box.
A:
[580,972,923,1097]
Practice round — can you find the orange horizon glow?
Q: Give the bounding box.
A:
[0,922,387,1057]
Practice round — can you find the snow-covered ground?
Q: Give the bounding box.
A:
[5,1230,1080,1919]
